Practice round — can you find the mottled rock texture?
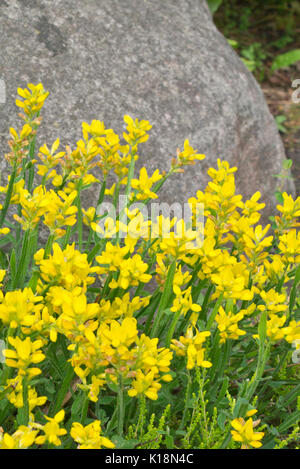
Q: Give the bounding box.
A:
[0,0,295,223]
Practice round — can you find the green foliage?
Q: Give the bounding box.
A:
[213,0,300,82]
[271,49,300,72]
[275,115,288,134]
[207,0,223,14]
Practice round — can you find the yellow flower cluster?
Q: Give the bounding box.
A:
[171,327,211,369]
[95,242,152,290]
[0,83,299,450]
[231,410,264,449]
[70,317,173,401]
[3,336,45,379]
[70,420,115,449]
[215,306,246,343]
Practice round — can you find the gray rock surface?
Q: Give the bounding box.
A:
[0,0,295,225]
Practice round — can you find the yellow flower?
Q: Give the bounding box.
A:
[215,306,246,343]
[136,334,173,375]
[0,425,39,449]
[71,317,172,402]
[118,208,151,240]
[284,320,300,345]
[171,327,211,369]
[98,293,150,321]
[34,410,67,447]
[96,244,151,290]
[95,241,129,275]
[159,219,198,261]
[258,289,288,315]
[16,83,49,117]
[78,374,106,402]
[231,411,264,449]
[82,119,110,140]
[99,317,138,352]
[3,336,45,378]
[278,229,300,265]
[0,288,43,329]
[211,263,254,302]
[275,192,300,233]
[13,185,49,230]
[241,191,265,219]
[70,420,115,449]
[173,139,205,167]
[128,369,162,400]
[82,206,96,226]
[240,224,273,267]
[5,376,47,412]
[34,243,97,291]
[0,178,26,204]
[266,315,287,343]
[37,139,65,182]
[264,255,288,284]
[171,286,201,321]
[55,292,99,342]
[5,124,33,167]
[43,189,78,238]
[123,115,152,146]
[91,217,119,239]
[131,167,163,200]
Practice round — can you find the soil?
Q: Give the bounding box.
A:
[261,65,300,197]
[213,2,300,198]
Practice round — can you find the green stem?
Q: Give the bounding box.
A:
[206,293,224,331]
[199,284,213,321]
[117,373,124,436]
[86,178,107,253]
[62,226,72,249]
[0,327,14,386]
[18,377,29,426]
[87,239,105,263]
[150,260,176,339]
[144,293,161,336]
[166,309,181,347]
[114,152,136,245]
[76,180,83,251]
[0,163,17,228]
[49,364,74,417]
[245,343,271,403]
[44,233,55,258]
[13,229,33,289]
[179,371,192,430]
[27,134,37,192]
[80,392,89,424]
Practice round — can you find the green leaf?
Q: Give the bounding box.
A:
[112,435,139,449]
[207,0,223,14]
[271,49,300,71]
[165,433,174,449]
[9,249,16,282]
[274,191,284,204]
[217,412,227,430]
[289,265,300,314]
[0,235,15,248]
[258,311,267,345]
[275,115,287,133]
[282,158,293,170]
[241,58,256,72]
[233,397,249,418]
[278,410,300,433]
[71,395,83,420]
[227,39,238,49]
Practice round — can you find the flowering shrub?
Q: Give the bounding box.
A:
[0,83,299,449]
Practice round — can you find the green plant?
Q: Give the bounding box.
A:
[0,83,299,450]
[271,49,300,72]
